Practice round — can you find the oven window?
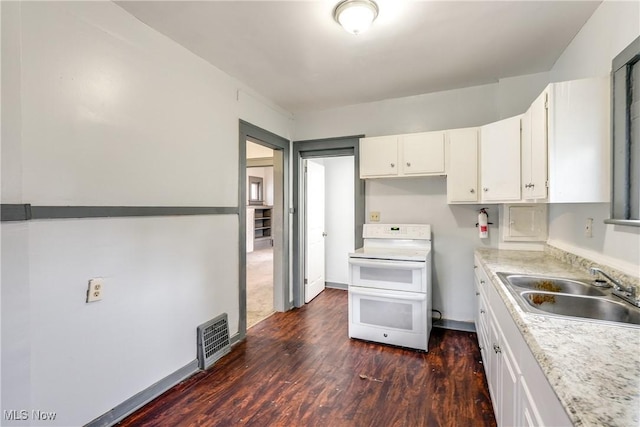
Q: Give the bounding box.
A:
[360,266,413,284]
[360,299,413,330]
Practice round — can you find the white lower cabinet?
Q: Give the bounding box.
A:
[490,313,519,427]
[474,257,572,427]
[520,377,544,427]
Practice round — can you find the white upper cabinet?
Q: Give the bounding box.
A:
[521,90,548,200]
[400,131,446,176]
[480,115,522,202]
[446,128,479,203]
[547,77,610,202]
[359,135,399,178]
[360,131,445,179]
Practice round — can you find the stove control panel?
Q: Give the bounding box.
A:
[363,224,431,240]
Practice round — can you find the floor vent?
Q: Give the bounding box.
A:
[197,313,231,370]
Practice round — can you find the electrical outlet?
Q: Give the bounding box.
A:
[86,279,103,303]
[584,218,593,238]
[369,211,380,222]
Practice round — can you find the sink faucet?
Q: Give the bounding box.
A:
[590,267,640,307]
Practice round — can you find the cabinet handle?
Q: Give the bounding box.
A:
[480,280,485,284]
[475,291,480,296]
[474,265,478,269]
[470,188,475,193]
[493,344,501,354]
[480,309,486,314]
[530,183,535,188]
[390,163,395,168]
[406,162,411,167]
[483,188,489,192]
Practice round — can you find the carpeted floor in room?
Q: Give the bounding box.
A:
[246,247,275,328]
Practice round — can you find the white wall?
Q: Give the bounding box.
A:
[547,0,640,276]
[497,72,550,119]
[293,83,499,141]
[324,157,355,285]
[1,2,292,426]
[246,166,274,206]
[550,1,640,83]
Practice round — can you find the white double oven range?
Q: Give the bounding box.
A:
[348,224,433,352]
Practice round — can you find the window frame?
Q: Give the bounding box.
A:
[606,36,640,227]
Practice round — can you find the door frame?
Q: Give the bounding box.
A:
[292,135,365,308]
[239,120,290,341]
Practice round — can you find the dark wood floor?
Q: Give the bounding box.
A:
[119,289,496,427]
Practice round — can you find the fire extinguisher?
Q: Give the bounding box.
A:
[477,208,489,239]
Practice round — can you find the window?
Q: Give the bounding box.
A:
[248,176,263,205]
[608,36,640,226]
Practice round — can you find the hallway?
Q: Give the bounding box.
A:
[246,246,275,328]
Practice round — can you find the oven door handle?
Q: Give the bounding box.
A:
[349,286,427,301]
[348,258,425,270]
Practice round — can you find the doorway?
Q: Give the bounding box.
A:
[239,121,290,341]
[303,156,356,303]
[246,141,276,327]
[292,135,365,308]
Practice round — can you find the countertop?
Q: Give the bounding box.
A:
[474,248,640,427]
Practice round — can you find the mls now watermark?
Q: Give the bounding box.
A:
[4,409,57,421]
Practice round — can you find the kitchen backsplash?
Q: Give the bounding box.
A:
[545,244,640,292]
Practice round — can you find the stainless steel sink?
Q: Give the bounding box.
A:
[501,274,607,296]
[496,272,640,328]
[520,292,640,325]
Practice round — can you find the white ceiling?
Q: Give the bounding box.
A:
[117,1,601,113]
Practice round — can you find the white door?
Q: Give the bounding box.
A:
[305,159,325,303]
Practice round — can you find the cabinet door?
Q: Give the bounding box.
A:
[400,131,445,175]
[548,77,610,202]
[487,311,500,408]
[520,378,544,427]
[359,136,399,178]
[447,128,479,202]
[490,312,520,427]
[528,90,548,199]
[498,339,519,427]
[480,116,522,202]
[521,107,533,196]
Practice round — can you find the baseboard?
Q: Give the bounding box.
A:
[325,282,348,290]
[433,319,476,333]
[85,360,199,427]
[230,332,242,346]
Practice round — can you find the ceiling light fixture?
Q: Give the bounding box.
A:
[333,0,379,35]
